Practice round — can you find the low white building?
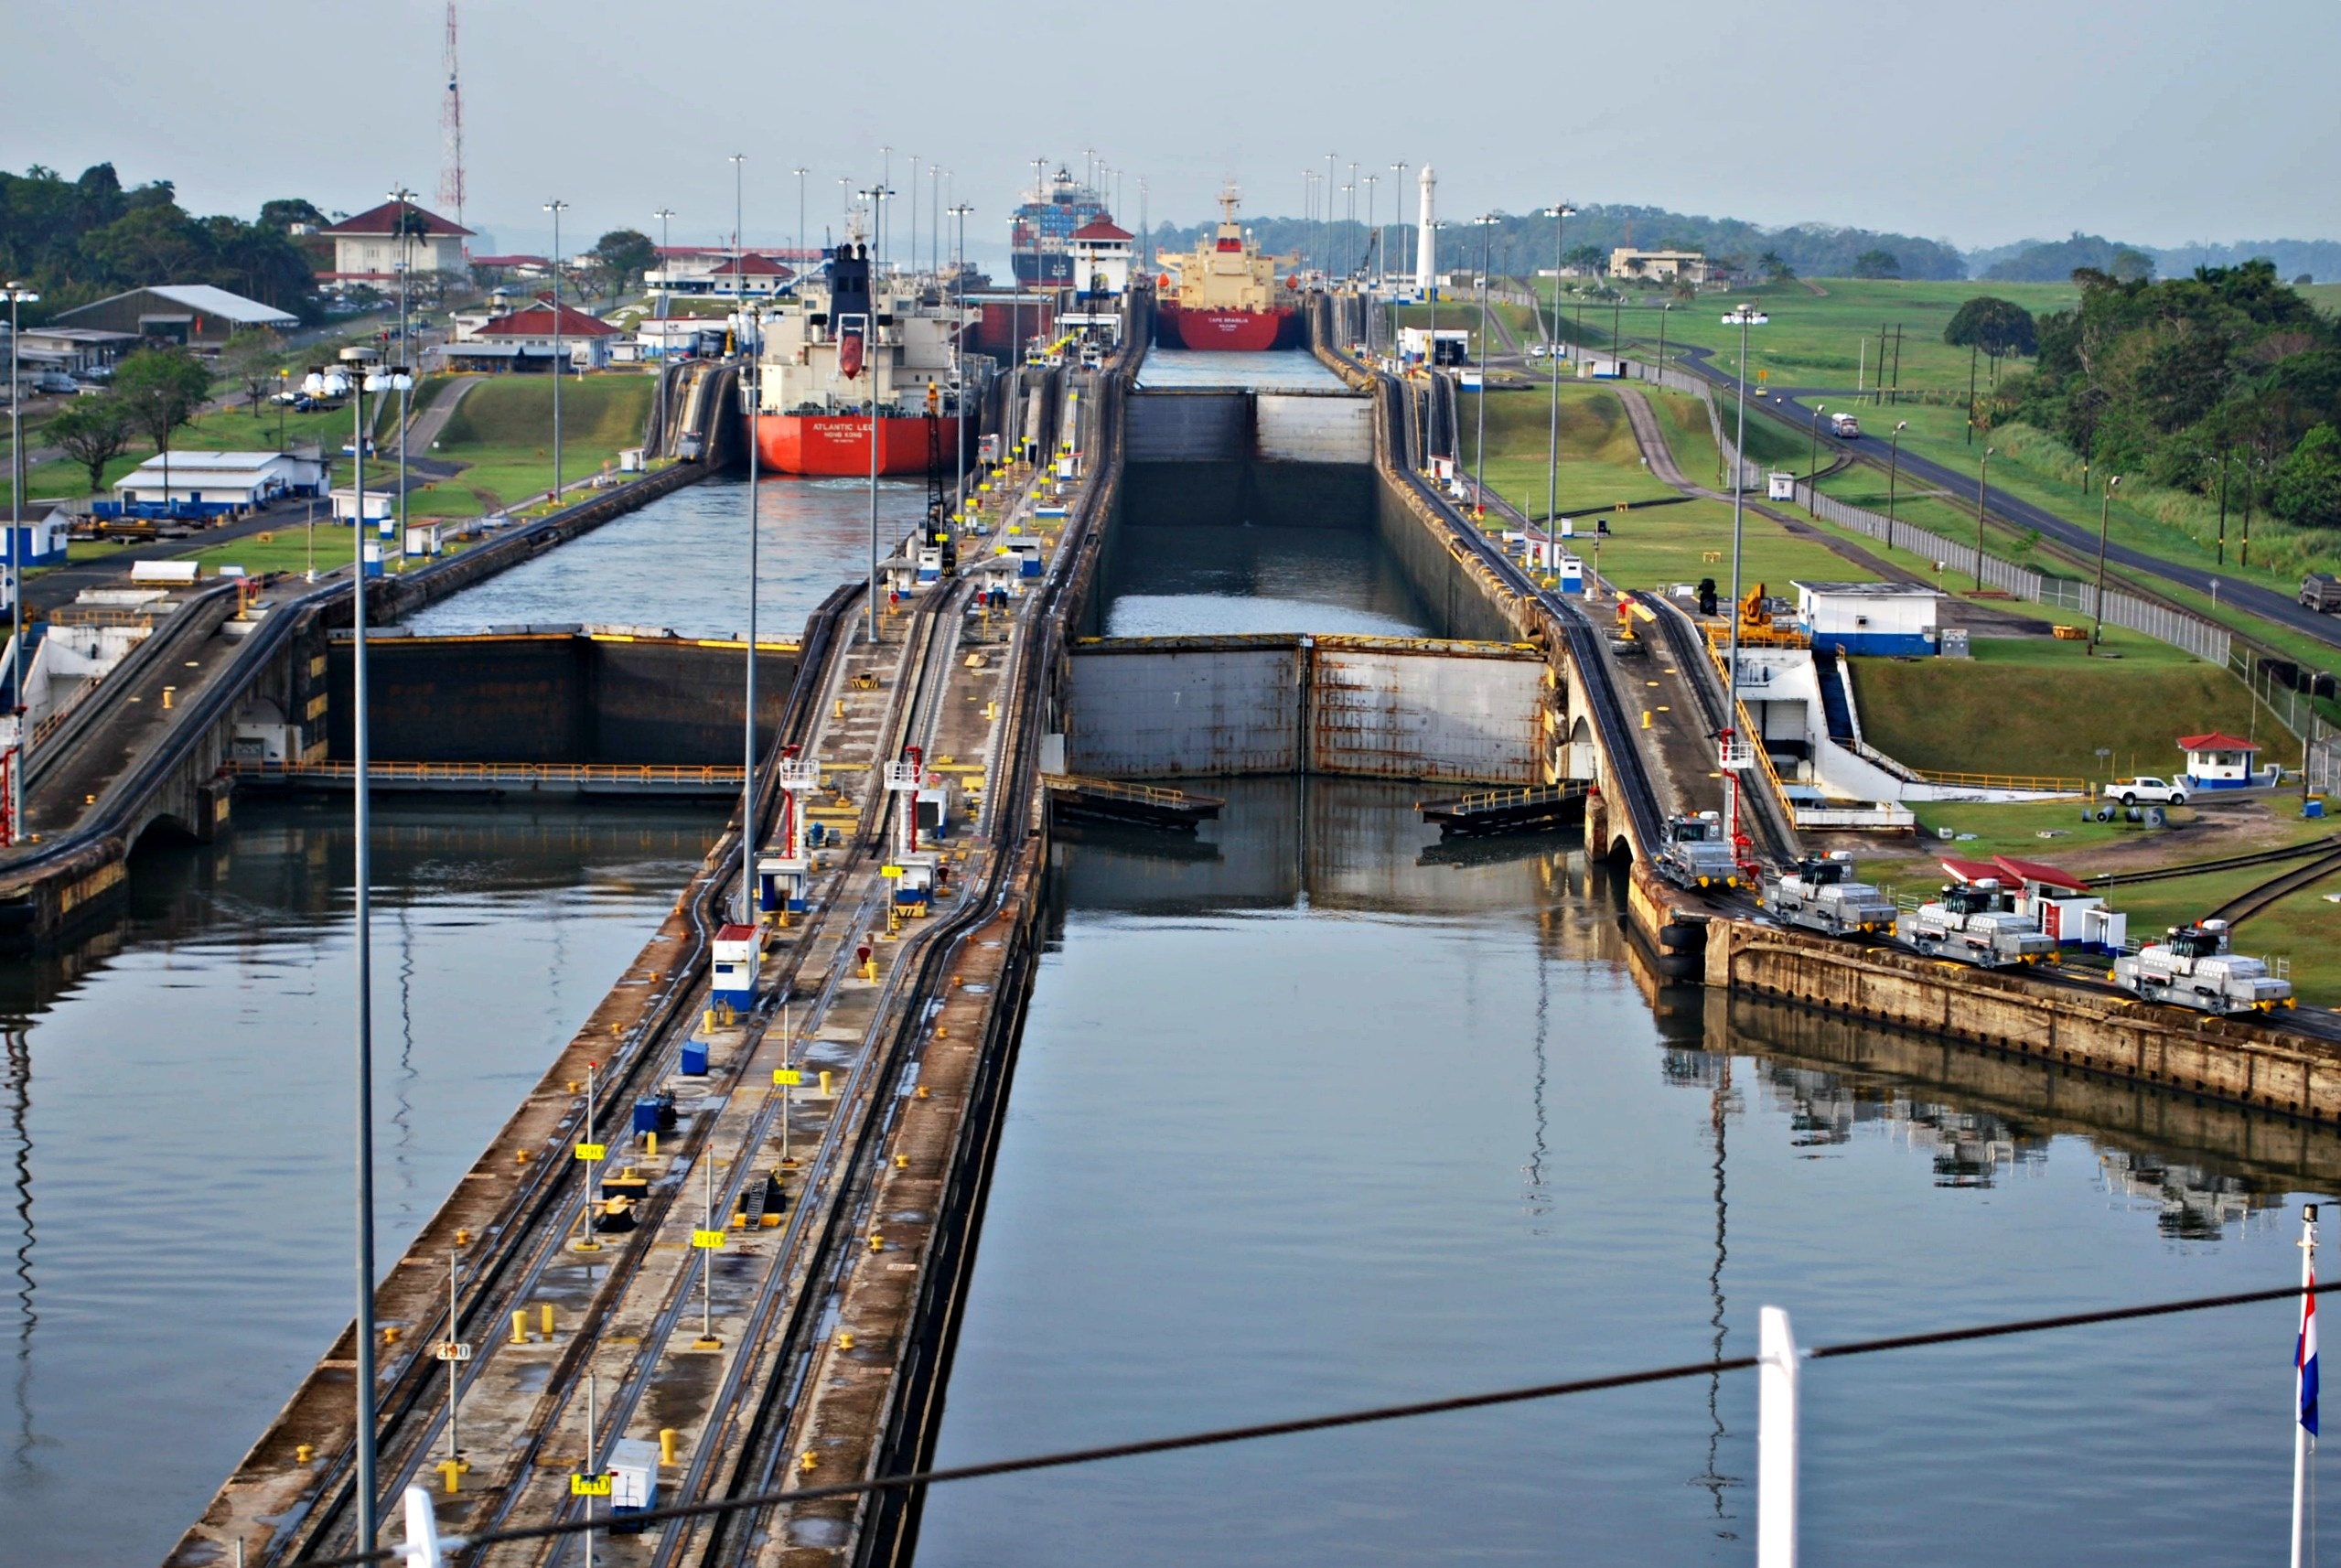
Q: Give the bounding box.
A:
[1608,248,1710,285]
[1068,219,1133,299]
[1793,581,1940,657]
[116,451,327,514]
[329,488,396,523]
[1398,326,1469,367]
[319,199,475,284]
[443,297,619,371]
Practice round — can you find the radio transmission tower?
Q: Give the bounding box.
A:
[438,1,467,231]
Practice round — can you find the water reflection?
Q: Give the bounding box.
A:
[0,799,719,1565]
[1100,522,1432,639]
[925,778,2340,1568]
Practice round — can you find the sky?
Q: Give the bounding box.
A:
[14,0,2340,265]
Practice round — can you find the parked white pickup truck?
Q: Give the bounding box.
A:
[2106,777,2188,805]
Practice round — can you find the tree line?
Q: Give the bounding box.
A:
[2001,261,2341,529]
[0,163,322,322]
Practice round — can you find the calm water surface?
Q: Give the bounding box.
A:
[1102,522,1431,638]
[409,473,929,639]
[0,800,720,1564]
[918,779,2336,1567]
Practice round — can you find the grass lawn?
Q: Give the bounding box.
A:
[1849,645,2297,784]
[1453,387,1677,515]
[178,522,488,579]
[405,374,656,515]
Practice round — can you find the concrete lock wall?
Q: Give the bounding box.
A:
[326,634,798,765]
[1066,635,1541,783]
[1126,394,1249,463]
[1255,394,1374,464]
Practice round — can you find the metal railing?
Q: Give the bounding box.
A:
[1424,781,1590,814]
[1042,773,1222,810]
[227,759,747,787]
[1914,768,2089,794]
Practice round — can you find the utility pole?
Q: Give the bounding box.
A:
[1974,446,1997,593]
[1544,205,1573,531]
[544,199,567,507]
[2089,475,2120,652]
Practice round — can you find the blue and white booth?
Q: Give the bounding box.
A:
[2178,733,2263,791]
[757,854,811,916]
[710,921,764,1011]
[1793,581,1941,657]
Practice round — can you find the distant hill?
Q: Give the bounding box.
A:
[1144,202,1970,281]
[1971,233,2341,285]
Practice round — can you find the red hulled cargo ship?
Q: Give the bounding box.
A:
[748,221,980,476]
[1154,185,1299,351]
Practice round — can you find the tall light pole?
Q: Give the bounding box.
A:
[1885,420,1907,553]
[1364,174,1380,295]
[652,207,676,446]
[1973,445,1996,592]
[1390,163,1408,298]
[5,279,38,840]
[792,166,809,277]
[1544,205,1573,530]
[1806,403,1826,492]
[389,187,417,568]
[1722,305,1767,735]
[950,201,973,510]
[1472,214,1498,519]
[544,199,568,507]
[907,155,919,282]
[2090,474,2121,653]
[339,340,408,1554]
[735,149,760,924]
[1326,151,1338,283]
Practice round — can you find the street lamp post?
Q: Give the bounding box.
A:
[390,187,417,570]
[544,199,568,508]
[1473,215,1497,519]
[339,340,409,1554]
[1721,303,1767,746]
[1364,174,1379,294]
[1656,301,1670,379]
[1544,205,1574,532]
[1973,445,1996,592]
[950,202,973,510]
[1886,420,1907,553]
[793,166,809,280]
[652,207,676,446]
[2090,475,2121,653]
[1390,163,1408,298]
[1806,403,1826,494]
[4,279,38,843]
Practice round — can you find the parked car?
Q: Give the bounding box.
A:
[33,371,80,395]
[2107,776,2188,806]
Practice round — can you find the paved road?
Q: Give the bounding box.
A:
[1673,345,2341,658]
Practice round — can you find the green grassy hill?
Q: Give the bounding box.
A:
[1850,643,2299,783]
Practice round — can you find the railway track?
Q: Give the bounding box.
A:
[270,585,860,1563]
[2088,834,2341,889]
[2207,845,2341,928]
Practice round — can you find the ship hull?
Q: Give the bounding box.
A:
[752,413,968,477]
[1156,302,1300,351]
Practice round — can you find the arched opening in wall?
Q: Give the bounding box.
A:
[128,813,201,856]
[1565,714,1597,781]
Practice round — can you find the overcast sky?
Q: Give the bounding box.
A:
[16,0,2339,263]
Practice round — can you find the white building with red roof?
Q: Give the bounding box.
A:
[2177,732,2266,790]
[443,295,620,371]
[1068,218,1133,299]
[647,249,799,297]
[319,199,475,281]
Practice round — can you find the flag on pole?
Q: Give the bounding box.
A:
[2300,1267,2320,1438]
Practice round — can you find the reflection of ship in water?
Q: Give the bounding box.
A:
[1683,993,2307,1238]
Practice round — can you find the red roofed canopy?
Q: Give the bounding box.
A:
[1992,854,2090,893]
[711,254,794,276]
[475,298,618,338]
[1938,856,2003,884]
[1069,219,1133,242]
[2178,733,2259,752]
[321,199,475,238]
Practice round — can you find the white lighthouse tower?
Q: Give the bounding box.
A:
[1413,166,1437,299]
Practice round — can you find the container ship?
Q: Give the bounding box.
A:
[1154,186,1300,351]
[1010,165,1111,287]
[749,222,981,476]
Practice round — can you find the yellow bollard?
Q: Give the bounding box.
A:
[645,1132,658,1157]
[295,1444,315,1465]
[383,1326,401,1345]
[541,1304,555,1337]
[516,1147,531,1165]
[660,1429,680,1466]
[833,698,846,719]
[838,1331,855,1351]
[703,1008,717,1031]
[916,1085,930,1101]
[1642,709,1652,729]
[510,1310,530,1345]
[819,1069,833,1098]
[438,1459,463,1495]
[935,1026,948,1039]
[868,1232,884,1253]
[799,1450,819,1474]
[894,1154,909,1170]
[456,1228,470,1246]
